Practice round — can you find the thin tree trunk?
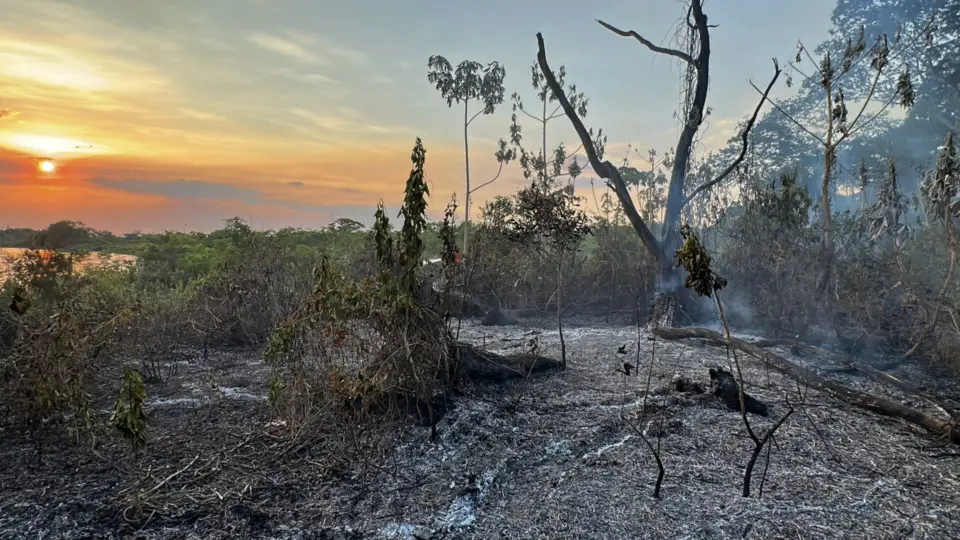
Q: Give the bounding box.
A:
[557,253,566,369]
[819,79,835,308]
[463,99,472,256]
[542,98,548,183]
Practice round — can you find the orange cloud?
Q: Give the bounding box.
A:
[0,137,534,233]
[0,0,616,234]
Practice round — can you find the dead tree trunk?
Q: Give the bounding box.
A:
[535,0,780,325]
[653,326,960,443]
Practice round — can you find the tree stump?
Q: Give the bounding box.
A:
[647,292,681,329]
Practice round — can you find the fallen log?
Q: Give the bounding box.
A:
[708,335,958,421]
[653,326,960,444]
[453,343,562,384]
[481,307,520,327]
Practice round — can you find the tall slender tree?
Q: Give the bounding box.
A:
[427,57,511,256]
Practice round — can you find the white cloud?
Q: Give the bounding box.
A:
[246,30,367,66]
[247,32,319,63]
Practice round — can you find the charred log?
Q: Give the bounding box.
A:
[481,307,520,327]
[453,343,562,384]
[709,367,769,417]
[672,374,705,394]
[654,326,960,443]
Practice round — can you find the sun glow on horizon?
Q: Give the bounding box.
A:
[38,159,56,173]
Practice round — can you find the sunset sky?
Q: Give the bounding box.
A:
[0,0,835,233]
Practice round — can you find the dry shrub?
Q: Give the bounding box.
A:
[0,254,132,433]
[715,158,960,367]
[125,283,208,382]
[838,226,960,359]
[198,221,321,347]
[715,171,820,332]
[577,217,658,316]
[466,193,655,317]
[262,139,455,450]
[264,259,452,436]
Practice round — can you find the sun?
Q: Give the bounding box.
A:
[38,159,56,173]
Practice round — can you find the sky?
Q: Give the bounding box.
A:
[0,0,836,234]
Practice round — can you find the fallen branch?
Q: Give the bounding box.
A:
[720,336,957,421]
[141,454,200,498]
[653,326,960,444]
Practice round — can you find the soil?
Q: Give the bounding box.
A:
[2,316,960,539]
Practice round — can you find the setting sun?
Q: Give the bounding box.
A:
[38,159,56,173]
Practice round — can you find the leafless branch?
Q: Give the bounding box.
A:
[469,161,506,194]
[596,19,695,65]
[684,58,782,205]
[797,41,824,76]
[834,67,884,147]
[535,32,663,264]
[743,405,794,497]
[787,61,818,86]
[467,108,485,126]
[750,81,827,146]
[515,103,544,124]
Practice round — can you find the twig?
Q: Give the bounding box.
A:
[596,19,695,64]
[140,454,200,498]
[743,405,794,497]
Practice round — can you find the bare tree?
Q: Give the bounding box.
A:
[753,16,932,303]
[427,57,511,256]
[534,0,781,318]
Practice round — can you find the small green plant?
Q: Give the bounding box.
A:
[111,368,148,456]
[505,177,591,368]
[437,195,461,323]
[268,376,286,405]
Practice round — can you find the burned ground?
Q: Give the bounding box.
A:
[2,317,960,539]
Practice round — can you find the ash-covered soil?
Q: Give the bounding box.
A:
[2,317,960,539]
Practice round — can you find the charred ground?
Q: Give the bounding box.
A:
[2,316,959,539]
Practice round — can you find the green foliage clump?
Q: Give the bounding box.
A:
[112,368,148,455]
[676,224,726,298]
